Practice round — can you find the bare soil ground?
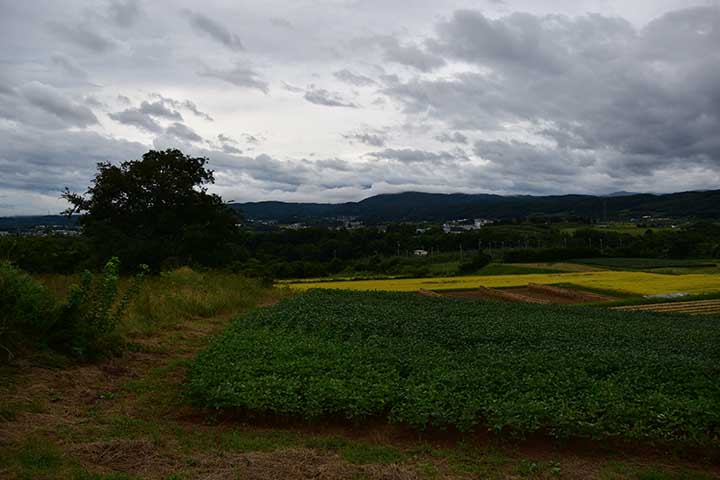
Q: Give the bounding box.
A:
[1,292,718,479]
[441,284,614,305]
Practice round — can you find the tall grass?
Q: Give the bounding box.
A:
[22,267,282,358]
[123,268,282,335]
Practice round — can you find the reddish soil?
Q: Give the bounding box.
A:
[440,284,614,305]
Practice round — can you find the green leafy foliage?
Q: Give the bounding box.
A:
[62,148,240,270]
[0,259,145,361]
[0,262,58,360]
[188,290,720,445]
[56,258,147,359]
[456,252,492,275]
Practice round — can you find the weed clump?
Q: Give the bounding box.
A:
[0,258,145,361]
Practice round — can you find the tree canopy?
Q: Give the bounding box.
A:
[63,149,239,269]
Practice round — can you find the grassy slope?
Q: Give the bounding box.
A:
[1,275,719,479]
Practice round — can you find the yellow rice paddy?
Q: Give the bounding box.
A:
[288,271,720,296]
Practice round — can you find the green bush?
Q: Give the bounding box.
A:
[0,259,145,361]
[456,252,492,275]
[55,257,146,359]
[0,262,58,360]
[502,247,601,263]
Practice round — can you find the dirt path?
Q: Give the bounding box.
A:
[1,293,718,480]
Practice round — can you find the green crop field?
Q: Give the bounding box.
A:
[572,258,718,270]
[188,290,720,446]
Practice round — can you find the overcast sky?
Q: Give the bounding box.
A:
[1,0,719,215]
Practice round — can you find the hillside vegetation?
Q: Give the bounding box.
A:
[235,190,720,222]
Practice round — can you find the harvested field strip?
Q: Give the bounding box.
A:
[527,283,613,302]
[289,271,720,296]
[442,286,551,304]
[613,299,720,315]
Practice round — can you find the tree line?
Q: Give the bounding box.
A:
[1,149,719,278]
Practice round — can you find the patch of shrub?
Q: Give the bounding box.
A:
[54,257,147,359]
[0,262,58,361]
[503,247,601,263]
[0,258,145,362]
[456,252,492,275]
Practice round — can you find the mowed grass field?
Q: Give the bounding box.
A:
[288,271,720,296]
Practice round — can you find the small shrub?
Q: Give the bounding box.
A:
[0,262,58,361]
[456,252,492,275]
[54,258,147,359]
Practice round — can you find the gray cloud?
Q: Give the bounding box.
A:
[47,21,117,53]
[269,17,294,29]
[166,122,203,142]
[181,100,213,121]
[0,125,147,204]
[282,82,305,93]
[221,144,243,154]
[19,82,98,127]
[139,100,183,120]
[435,131,468,144]
[149,94,213,121]
[109,108,162,132]
[386,6,720,178]
[242,133,263,145]
[378,36,446,72]
[333,69,376,87]
[304,87,357,108]
[184,10,244,51]
[51,55,88,80]
[107,0,141,28]
[200,63,269,93]
[343,131,387,147]
[2,2,720,214]
[368,148,462,164]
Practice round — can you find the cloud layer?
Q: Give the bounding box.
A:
[1,0,719,215]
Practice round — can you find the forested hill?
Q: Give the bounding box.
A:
[233,190,720,222]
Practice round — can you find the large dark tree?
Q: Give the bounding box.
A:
[63,149,240,269]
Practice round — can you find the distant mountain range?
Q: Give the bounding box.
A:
[2,190,718,227]
[232,190,720,222]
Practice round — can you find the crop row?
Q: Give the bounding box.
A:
[614,299,720,315]
[187,289,720,445]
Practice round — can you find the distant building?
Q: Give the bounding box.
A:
[281,223,307,230]
[443,218,494,233]
[474,218,493,228]
[344,220,364,230]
